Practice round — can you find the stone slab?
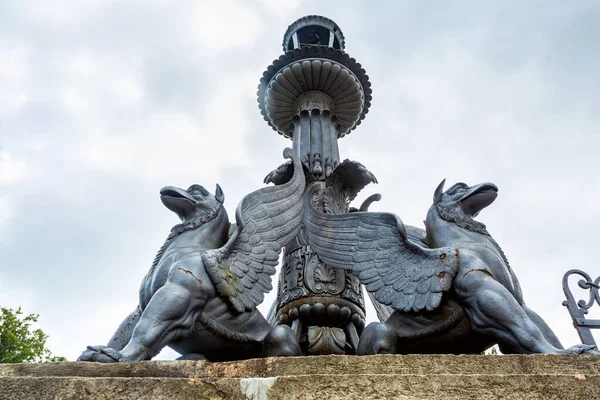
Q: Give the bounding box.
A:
[1,355,599,399]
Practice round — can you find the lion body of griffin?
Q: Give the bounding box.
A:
[304,179,598,355]
[78,149,305,362]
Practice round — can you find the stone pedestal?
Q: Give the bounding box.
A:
[2,355,599,399]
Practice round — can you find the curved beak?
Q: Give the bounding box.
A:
[160,186,197,219]
[461,183,498,217]
[160,186,196,202]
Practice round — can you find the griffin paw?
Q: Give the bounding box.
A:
[176,353,210,361]
[77,345,123,362]
[561,344,600,355]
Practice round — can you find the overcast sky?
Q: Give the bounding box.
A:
[1,0,599,361]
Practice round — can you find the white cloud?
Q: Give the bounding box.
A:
[0,47,29,117]
[72,106,248,181]
[0,152,26,184]
[258,0,305,18]
[0,280,36,311]
[24,0,117,26]
[58,51,145,118]
[189,1,264,51]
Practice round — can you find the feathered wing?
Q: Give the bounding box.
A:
[304,186,459,313]
[202,148,305,312]
[366,224,432,321]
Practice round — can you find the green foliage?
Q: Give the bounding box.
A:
[0,307,66,363]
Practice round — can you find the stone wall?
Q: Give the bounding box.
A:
[1,355,599,399]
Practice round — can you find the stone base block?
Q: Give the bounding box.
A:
[1,355,599,399]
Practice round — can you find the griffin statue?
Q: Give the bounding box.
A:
[304,179,599,355]
[74,15,595,363]
[78,149,304,362]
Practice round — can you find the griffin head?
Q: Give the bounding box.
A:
[431,179,498,234]
[160,183,224,223]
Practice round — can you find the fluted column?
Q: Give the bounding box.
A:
[290,105,343,180]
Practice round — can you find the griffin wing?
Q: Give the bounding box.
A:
[202,148,305,312]
[367,224,432,321]
[304,186,458,312]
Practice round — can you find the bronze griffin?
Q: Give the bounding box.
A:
[75,14,596,363]
[304,180,599,355]
[78,149,304,362]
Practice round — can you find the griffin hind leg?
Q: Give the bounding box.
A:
[456,269,562,354]
[523,305,564,349]
[118,282,211,361]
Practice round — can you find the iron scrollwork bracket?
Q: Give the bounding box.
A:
[562,269,600,346]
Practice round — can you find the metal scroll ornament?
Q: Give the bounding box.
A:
[562,269,600,346]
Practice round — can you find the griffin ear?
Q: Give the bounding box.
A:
[433,179,446,204]
[215,184,224,204]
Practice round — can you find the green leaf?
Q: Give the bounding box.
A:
[0,306,66,363]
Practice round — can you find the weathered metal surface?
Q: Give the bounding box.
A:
[77,149,306,363]
[304,179,600,355]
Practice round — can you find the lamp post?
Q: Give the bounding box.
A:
[258,15,375,355]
